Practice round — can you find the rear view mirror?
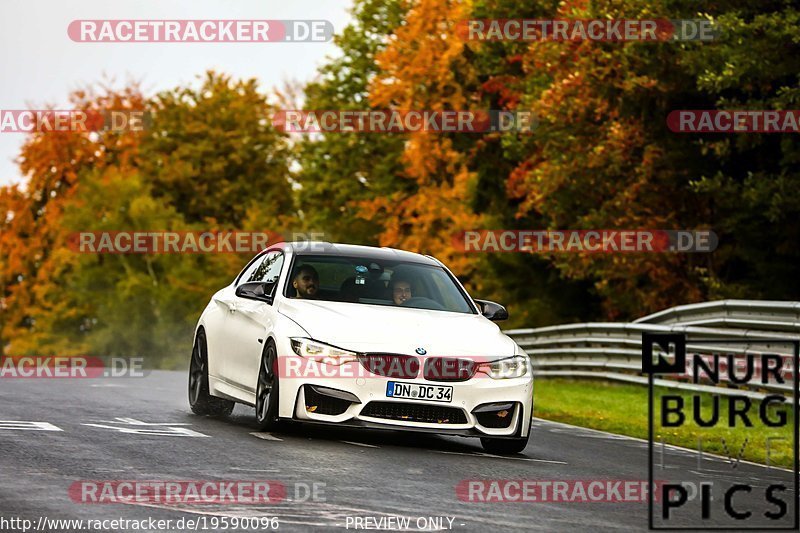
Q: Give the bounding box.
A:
[474,299,509,321]
[235,281,274,304]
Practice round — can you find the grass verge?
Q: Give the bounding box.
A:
[533,378,795,468]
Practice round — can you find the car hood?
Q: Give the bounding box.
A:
[277,299,516,357]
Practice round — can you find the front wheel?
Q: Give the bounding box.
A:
[255,341,281,430]
[480,433,530,455]
[188,330,235,417]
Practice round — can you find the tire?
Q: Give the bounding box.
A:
[188,329,235,417]
[255,340,281,431]
[480,433,530,455]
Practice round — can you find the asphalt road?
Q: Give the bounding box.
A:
[0,371,796,532]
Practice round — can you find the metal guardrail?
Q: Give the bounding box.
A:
[634,299,800,331]
[505,300,799,399]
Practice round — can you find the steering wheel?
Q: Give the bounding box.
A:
[401,297,445,310]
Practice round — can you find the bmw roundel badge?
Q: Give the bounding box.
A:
[415,347,427,355]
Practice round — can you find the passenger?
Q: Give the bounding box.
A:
[292,265,319,299]
[390,276,413,305]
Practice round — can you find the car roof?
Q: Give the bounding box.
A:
[282,242,440,266]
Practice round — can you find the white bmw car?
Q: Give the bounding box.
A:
[188,242,533,454]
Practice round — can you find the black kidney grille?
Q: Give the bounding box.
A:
[357,354,419,379]
[423,357,478,382]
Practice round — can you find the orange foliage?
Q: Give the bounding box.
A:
[1,87,146,354]
[360,0,483,276]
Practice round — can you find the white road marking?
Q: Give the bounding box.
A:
[341,440,379,448]
[474,452,567,464]
[250,432,283,441]
[433,450,486,457]
[433,450,566,464]
[0,421,62,431]
[534,417,794,473]
[83,419,209,437]
[111,417,192,426]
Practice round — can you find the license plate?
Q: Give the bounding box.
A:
[386,381,453,403]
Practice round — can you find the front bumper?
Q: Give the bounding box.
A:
[276,348,534,439]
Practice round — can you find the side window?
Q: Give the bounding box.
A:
[247,251,285,295]
[236,253,266,286]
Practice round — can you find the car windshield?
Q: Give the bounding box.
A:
[284,254,475,314]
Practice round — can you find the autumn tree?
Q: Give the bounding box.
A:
[2,73,294,364]
[502,0,800,317]
[334,0,594,325]
[141,71,293,228]
[295,0,410,244]
[1,86,146,355]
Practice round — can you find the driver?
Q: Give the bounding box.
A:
[292,265,319,299]
[390,276,413,305]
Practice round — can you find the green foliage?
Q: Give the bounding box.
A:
[1,73,292,366]
[535,378,794,467]
[294,0,411,243]
[57,169,189,364]
[677,4,800,301]
[141,72,293,227]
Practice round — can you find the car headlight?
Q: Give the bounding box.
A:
[476,355,530,379]
[290,337,359,366]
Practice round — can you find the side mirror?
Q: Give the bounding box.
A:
[474,299,509,321]
[235,281,274,304]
